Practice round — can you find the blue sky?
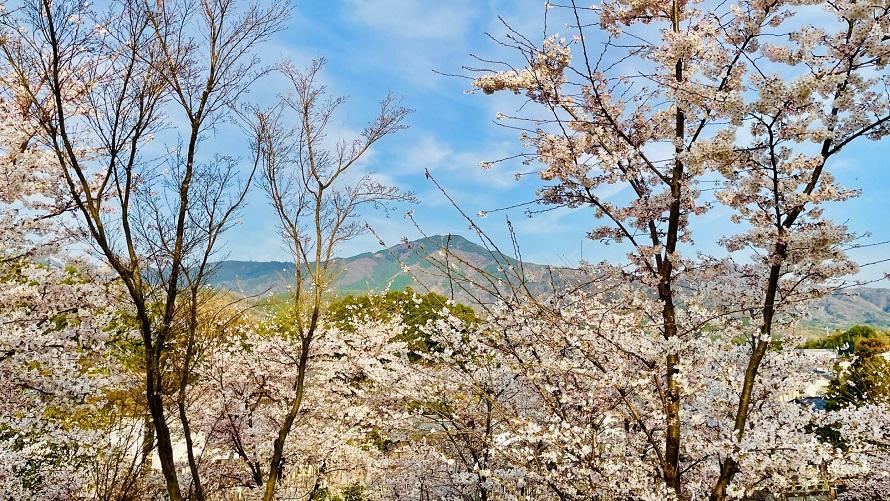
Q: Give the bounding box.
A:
[217,0,890,283]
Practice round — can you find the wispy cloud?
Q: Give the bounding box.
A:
[396,133,520,189]
[218,2,890,276]
[344,0,477,40]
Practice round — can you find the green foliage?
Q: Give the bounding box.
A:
[310,486,334,501]
[803,325,890,411]
[853,336,889,358]
[309,483,369,501]
[325,288,478,357]
[805,325,890,445]
[824,354,890,411]
[340,483,369,501]
[365,428,394,452]
[802,325,889,356]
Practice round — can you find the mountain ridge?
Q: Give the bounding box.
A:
[206,235,890,333]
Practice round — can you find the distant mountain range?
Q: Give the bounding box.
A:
[206,235,890,334]
[207,235,570,302]
[802,287,890,333]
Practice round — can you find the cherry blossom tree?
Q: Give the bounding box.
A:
[454,0,890,498]
[0,1,287,499]
[0,70,148,500]
[1,1,887,499]
[247,58,413,500]
[194,315,412,499]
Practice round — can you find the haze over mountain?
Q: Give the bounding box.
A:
[207,235,890,333]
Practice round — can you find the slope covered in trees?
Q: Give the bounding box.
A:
[207,240,890,333]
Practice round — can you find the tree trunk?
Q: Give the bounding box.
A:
[262,333,313,501]
[147,387,183,501]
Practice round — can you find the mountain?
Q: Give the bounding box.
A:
[207,234,573,301]
[804,288,890,333]
[207,235,890,333]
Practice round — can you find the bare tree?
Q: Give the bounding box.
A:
[254,58,413,500]
[0,0,287,499]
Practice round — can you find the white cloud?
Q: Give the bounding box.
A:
[345,0,477,40]
[511,206,575,236]
[397,133,520,189]
[400,135,452,174]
